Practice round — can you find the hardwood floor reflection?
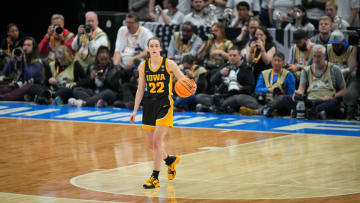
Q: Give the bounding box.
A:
[0,118,359,202]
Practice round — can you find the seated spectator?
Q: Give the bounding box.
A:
[155,0,184,24]
[113,13,153,73]
[0,37,42,101]
[67,46,117,107]
[47,46,86,105]
[226,0,260,17]
[268,0,299,28]
[174,55,208,111]
[72,11,110,72]
[343,43,359,120]
[197,22,233,70]
[325,1,349,30]
[278,44,346,119]
[0,23,23,71]
[230,1,251,28]
[288,29,313,82]
[303,0,326,29]
[183,0,218,27]
[284,5,315,32]
[326,30,356,81]
[195,46,254,113]
[310,16,332,46]
[240,52,296,117]
[246,26,276,81]
[38,14,75,62]
[167,21,203,63]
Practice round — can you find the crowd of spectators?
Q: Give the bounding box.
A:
[0,0,359,121]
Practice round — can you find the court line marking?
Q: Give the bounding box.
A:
[70,133,360,200]
[0,192,124,203]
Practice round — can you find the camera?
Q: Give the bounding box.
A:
[84,24,92,34]
[13,47,23,58]
[225,64,240,94]
[220,8,233,27]
[53,25,63,34]
[203,33,216,41]
[348,29,360,46]
[203,59,218,70]
[273,87,282,97]
[96,69,104,78]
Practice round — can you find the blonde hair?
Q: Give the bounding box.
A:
[55,45,73,67]
[319,16,332,23]
[326,1,338,10]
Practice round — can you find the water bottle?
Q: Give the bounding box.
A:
[296,99,305,119]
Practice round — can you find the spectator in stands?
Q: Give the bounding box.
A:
[113,13,153,74]
[38,14,75,62]
[174,54,208,111]
[67,46,117,107]
[129,0,152,21]
[303,0,326,29]
[310,16,332,46]
[325,1,350,30]
[231,1,251,28]
[154,0,184,24]
[284,5,315,32]
[226,0,260,17]
[240,51,296,117]
[335,0,360,27]
[49,46,86,105]
[208,0,227,20]
[268,0,300,28]
[234,17,260,49]
[343,41,359,120]
[197,22,233,70]
[326,30,356,83]
[176,0,192,15]
[72,11,110,72]
[0,37,42,101]
[280,44,346,119]
[0,23,23,71]
[167,21,203,63]
[183,0,217,27]
[208,46,255,113]
[246,26,276,81]
[288,29,313,82]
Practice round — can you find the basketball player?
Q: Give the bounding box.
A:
[130,37,195,189]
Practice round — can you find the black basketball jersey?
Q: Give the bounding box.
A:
[143,57,172,97]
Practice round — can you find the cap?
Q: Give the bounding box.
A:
[328,30,344,44]
[292,29,308,43]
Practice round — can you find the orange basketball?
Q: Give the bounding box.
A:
[175,77,195,98]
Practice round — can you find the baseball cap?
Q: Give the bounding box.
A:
[292,29,307,43]
[328,30,344,44]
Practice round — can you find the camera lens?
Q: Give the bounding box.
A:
[85,24,92,33]
[54,25,63,34]
[14,48,23,57]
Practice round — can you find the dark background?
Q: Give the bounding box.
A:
[1,1,130,43]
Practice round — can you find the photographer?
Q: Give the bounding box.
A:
[44,46,86,105]
[343,30,360,120]
[0,23,23,71]
[0,37,42,101]
[38,14,75,62]
[197,22,233,71]
[72,11,110,72]
[113,13,153,73]
[67,46,117,107]
[240,52,295,117]
[173,55,207,111]
[195,46,254,113]
[167,21,203,63]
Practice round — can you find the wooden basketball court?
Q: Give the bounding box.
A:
[0,116,360,202]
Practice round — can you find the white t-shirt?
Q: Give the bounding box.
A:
[177,0,192,15]
[157,9,185,24]
[284,22,315,32]
[114,26,153,67]
[269,0,301,20]
[183,12,208,26]
[336,0,360,27]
